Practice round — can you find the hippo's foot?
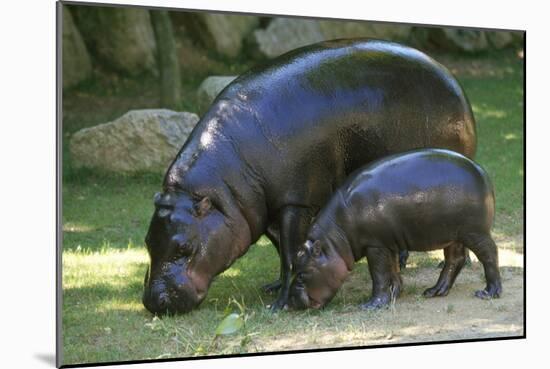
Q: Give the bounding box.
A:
[423,282,451,298]
[474,284,502,300]
[267,296,289,313]
[262,280,282,294]
[360,295,391,310]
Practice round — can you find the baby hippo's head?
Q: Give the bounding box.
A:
[288,239,350,310]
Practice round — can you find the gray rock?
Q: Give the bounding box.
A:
[253,18,412,58]
[318,20,411,42]
[62,7,92,89]
[511,31,525,47]
[254,18,324,58]
[486,31,516,49]
[429,29,489,53]
[70,110,199,173]
[182,13,259,58]
[197,76,238,114]
[71,6,157,76]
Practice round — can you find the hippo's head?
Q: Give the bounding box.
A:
[288,238,350,310]
[142,191,233,315]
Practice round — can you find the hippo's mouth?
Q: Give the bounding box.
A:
[308,295,322,309]
[289,281,323,310]
[142,263,208,315]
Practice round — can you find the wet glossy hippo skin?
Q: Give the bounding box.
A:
[288,149,501,310]
[142,39,477,315]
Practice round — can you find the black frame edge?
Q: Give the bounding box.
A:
[56,1,64,367]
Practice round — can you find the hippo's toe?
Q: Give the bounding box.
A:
[360,295,391,310]
[423,282,451,298]
[474,284,502,299]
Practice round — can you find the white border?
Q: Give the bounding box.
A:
[2,0,546,368]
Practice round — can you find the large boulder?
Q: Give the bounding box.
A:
[180,13,259,58]
[486,31,524,49]
[253,18,412,58]
[428,29,489,53]
[70,6,157,76]
[62,7,92,89]
[318,20,412,42]
[410,27,523,52]
[197,76,238,114]
[253,18,324,58]
[70,110,199,173]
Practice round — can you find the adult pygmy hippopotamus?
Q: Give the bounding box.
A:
[288,149,501,310]
[142,39,477,315]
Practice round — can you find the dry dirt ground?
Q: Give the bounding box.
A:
[245,233,523,353]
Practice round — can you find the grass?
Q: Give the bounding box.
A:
[61,49,524,365]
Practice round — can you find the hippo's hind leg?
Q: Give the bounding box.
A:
[399,250,409,270]
[460,232,502,299]
[424,242,466,297]
[438,247,471,268]
[361,247,402,310]
[262,223,282,294]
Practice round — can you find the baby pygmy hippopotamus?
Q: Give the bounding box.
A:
[288,149,501,310]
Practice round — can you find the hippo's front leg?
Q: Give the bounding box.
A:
[269,206,312,312]
[261,223,282,294]
[361,247,402,310]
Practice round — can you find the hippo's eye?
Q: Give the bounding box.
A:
[174,243,193,260]
[157,208,171,218]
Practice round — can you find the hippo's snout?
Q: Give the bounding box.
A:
[288,281,311,310]
[142,262,202,315]
[142,286,172,314]
[143,281,200,315]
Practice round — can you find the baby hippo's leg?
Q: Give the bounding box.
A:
[460,233,502,299]
[424,242,466,297]
[361,248,402,309]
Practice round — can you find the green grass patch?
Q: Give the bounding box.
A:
[459,55,524,237]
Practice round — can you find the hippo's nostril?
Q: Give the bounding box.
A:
[157,293,169,309]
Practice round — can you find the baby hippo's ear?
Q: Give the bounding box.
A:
[311,240,322,258]
[194,197,212,217]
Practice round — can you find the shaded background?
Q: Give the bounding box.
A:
[62,4,523,132]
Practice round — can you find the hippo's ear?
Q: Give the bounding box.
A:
[154,192,176,208]
[311,240,322,258]
[194,197,212,217]
[153,192,162,203]
[157,208,172,218]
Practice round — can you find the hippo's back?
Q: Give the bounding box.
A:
[219,39,476,162]
[341,149,494,249]
[178,39,477,214]
[346,149,492,197]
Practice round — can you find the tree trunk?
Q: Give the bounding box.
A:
[150,10,181,110]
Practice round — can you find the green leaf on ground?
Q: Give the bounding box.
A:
[215,313,244,336]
